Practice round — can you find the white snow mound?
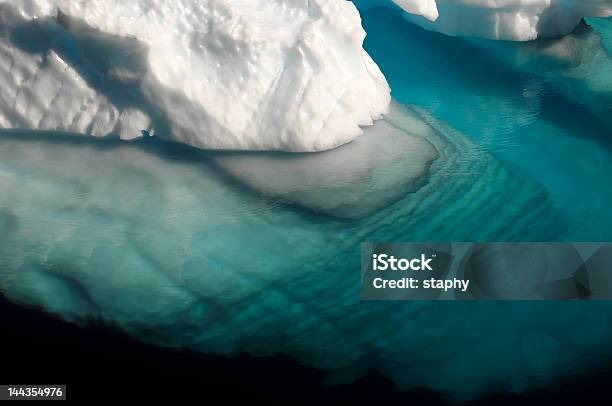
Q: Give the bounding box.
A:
[0,0,390,152]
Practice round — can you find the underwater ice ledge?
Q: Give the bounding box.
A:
[209,103,438,219]
[0,108,575,399]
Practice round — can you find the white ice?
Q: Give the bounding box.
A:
[0,0,390,152]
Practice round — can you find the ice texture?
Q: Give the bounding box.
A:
[0,103,573,398]
[356,0,612,40]
[0,0,390,151]
[210,103,439,218]
[2,0,612,400]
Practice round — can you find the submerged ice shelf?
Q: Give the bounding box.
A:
[0,100,570,396]
[209,102,439,218]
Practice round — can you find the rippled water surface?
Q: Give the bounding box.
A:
[362,9,612,241]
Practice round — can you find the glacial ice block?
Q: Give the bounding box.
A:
[357,0,612,41]
[0,0,390,152]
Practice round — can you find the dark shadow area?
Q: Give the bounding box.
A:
[2,294,612,404]
[6,8,173,138]
[0,293,450,404]
[538,82,612,151]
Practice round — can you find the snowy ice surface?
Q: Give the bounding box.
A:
[354,0,439,21]
[355,0,612,40]
[0,0,390,152]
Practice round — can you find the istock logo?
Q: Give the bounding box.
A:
[372,254,434,271]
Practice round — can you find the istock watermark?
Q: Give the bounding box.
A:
[361,242,612,301]
[371,253,434,271]
[369,250,469,293]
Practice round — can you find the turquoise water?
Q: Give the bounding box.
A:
[361,8,612,241]
[1,9,612,401]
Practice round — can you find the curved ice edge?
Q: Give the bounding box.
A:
[209,101,441,219]
[0,97,562,226]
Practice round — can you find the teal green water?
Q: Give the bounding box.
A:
[1,10,612,400]
[361,9,612,241]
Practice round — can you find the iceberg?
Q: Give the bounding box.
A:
[356,0,612,40]
[0,0,390,152]
[3,0,612,400]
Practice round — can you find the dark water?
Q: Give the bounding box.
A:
[3,294,612,404]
